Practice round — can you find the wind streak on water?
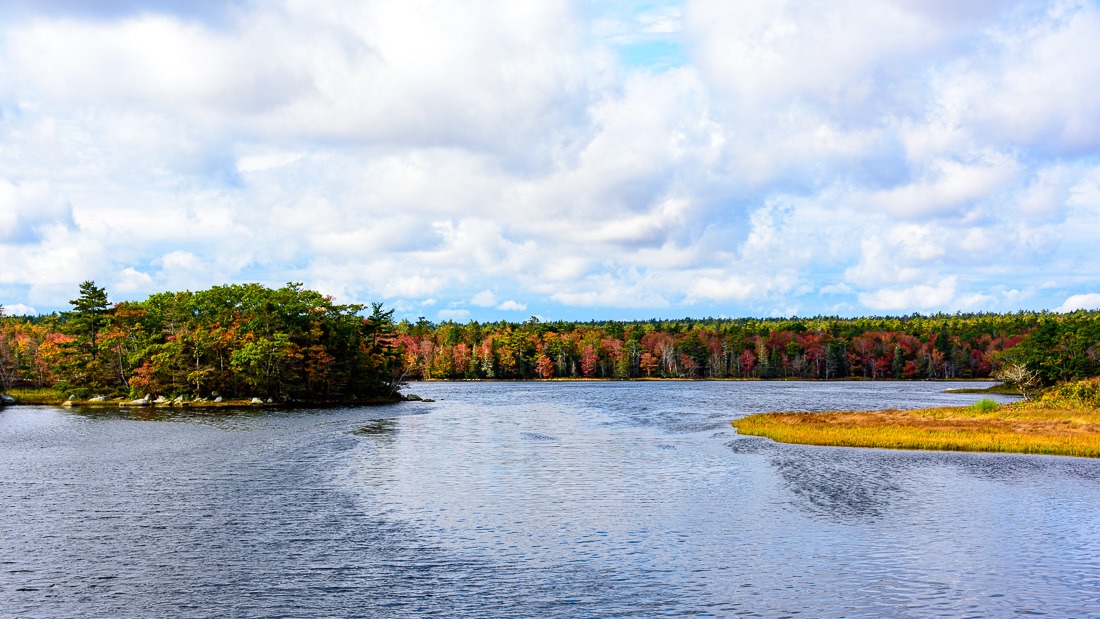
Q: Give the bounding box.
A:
[3,381,1099,617]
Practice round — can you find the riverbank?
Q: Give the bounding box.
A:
[733,400,1100,458]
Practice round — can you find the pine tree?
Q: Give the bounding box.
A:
[68,281,110,361]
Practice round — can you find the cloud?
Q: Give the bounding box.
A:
[0,180,74,243]
[1057,293,1100,313]
[470,290,497,307]
[0,0,1098,320]
[437,308,470,321]
[858,277,958,311]
[1,302,37,316]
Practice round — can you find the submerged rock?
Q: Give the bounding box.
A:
[404,394,423,401]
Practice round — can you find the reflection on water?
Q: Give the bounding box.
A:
[3,381,1100,618]
[770,447,905,520]
[352,418,399,437]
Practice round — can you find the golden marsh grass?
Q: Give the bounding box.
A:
[732,402,1100,458]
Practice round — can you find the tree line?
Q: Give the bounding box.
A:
[2,288,1098,398]
[0,282,403,401]
[392,310,1100,384]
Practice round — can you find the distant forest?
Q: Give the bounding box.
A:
[2,283,1099,400]
[392,310,1100,385]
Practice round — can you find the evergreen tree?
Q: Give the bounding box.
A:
[67,281,110,361]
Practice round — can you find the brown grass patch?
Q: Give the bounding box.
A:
[732,403,1100,458]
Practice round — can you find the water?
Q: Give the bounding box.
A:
[2,381,1099,617]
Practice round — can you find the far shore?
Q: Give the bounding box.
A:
[733,403,1100,459]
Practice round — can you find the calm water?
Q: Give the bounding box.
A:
[2,381,1098,618]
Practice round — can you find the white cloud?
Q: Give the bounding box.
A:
[437,308,470,321]
[1,303,37,316]
[497,300,527,312]
[0,179,74,243]
[114,267,154,294]
[1057,293,1100,312]
[471,290,497,307]
[0,0,1098,319]
[858,277,958,311]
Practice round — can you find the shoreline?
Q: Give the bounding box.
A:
[0,392,406,409]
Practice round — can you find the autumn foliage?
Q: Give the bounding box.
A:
[391,310,1100,383]
[0,283,402,401]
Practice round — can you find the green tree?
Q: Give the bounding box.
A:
[67,281,110,361]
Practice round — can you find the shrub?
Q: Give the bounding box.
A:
[1039,377,1100,409]
[969,398,998,412]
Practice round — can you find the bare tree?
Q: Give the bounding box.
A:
[995,363,1040,401]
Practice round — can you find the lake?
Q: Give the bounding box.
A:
[2,381,1099,617]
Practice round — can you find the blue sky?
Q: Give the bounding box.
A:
[2,0,1100,321]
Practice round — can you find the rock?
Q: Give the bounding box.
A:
[123,398,151,406]
[250,397,264,405]
[172,396,184,404]
[88,395,107,402]
[266,398,273,404]
[405,394,423,401]
[214,396,223,403]
[143,394,153,403]
[0,394,16,405]
[61,400,75,407]
[154,396,168,404]
[68,395,77,401]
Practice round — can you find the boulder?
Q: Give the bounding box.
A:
[88,395,107,402]
[405,394,423,401]
[214,397,223,403]
[250,397,264,405]
[0,394,16,405]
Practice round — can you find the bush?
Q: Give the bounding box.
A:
[969,398,999,412]
[1039,377,1100,409]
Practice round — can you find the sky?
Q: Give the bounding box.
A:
[2,0,1100,322]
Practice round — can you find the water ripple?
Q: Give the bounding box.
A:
[2,381,1098,617]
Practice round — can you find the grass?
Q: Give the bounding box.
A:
[2,387,63,405]
[943,383,1022,395]
[733,399,1100,458]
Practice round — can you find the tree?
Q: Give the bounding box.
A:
[67,281,110,361]
[995,363,1040,401]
